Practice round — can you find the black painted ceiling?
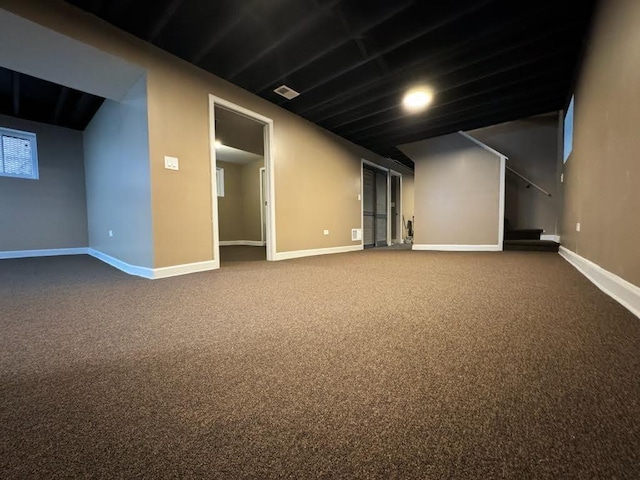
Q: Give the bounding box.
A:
[7,1,600,169]
[0,66,104,131]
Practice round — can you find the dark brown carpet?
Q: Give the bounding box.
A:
[220,245,266,264]
[1,251,639,479]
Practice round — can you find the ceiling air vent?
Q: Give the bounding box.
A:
[273,85,300,100]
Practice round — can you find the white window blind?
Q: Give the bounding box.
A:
[0,127,39,180]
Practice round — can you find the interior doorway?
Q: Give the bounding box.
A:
[362,161,389,248]
[209,96,275,267]
[361,161,403,249]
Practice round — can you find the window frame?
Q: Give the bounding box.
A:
[0,126,39,180]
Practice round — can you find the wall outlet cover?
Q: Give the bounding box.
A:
[164,156,179,170]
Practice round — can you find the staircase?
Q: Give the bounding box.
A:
[503,222,559,252]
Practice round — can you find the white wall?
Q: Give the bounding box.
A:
[400,133,503,250]
[83,75,154,267]
[0,114,87,252]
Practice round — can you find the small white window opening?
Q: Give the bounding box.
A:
[0,127,38,180]
[216,167,224,197]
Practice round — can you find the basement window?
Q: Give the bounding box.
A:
[0,127,39,180]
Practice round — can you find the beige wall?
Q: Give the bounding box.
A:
[217,159,263,242]
[3,0,414,268]
[216,161,243,242]
[0,114,87,251]
[400,133,501,246]
[561,0,640,286]
[469,113,560,234]
[84,76,154,267]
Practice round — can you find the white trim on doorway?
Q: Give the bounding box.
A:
[208,95,276,265]
[259,166,266,244]
[498,154,505,250]
[389,169,402,245]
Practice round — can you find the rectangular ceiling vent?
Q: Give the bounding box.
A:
[274,85,300,100]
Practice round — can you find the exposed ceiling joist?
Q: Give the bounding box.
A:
[252,0,414,94]
[281,0,498,104]
[12,71,20,116]
[227,0,343,81]
[53,86,70,124]
[190,0,263,65]
[146,0,185,42]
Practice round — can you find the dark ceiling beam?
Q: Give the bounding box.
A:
[313,45,570,128]
[227,0,343,80]
[332,64,570,136]
[252,0,415,93]
[286,0,498,99]
[303,15,578,119]
[352,84,563,144]
[70,92,94,127]
[53,86,70,124]
[12,72,20,116]
[190,0,263,65]
[333,6,388,75]
[90,0,105,15]
[146,0,185,42]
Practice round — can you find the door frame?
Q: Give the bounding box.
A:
[208,95,276,265]
[389,169,402,244]
[361,159,394,247]
[259,166,266,244]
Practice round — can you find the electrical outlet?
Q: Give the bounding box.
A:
[576,222,581,232]
[323,229,329,235]
[108,230,113,237]
[560,173,564,183]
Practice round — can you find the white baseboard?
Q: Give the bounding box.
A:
[0,247,218,279]
[541,234,561,242]
[152,260,218,279]
[0,247,88,259]
[559,246,640,319]
[273,244,363,261]
[412,244,502,252]
[219,240,265,247]
[87,249,154,278]
[88,249,217,279]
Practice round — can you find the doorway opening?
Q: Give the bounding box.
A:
[209,96,275,267]
[361,160,404,249]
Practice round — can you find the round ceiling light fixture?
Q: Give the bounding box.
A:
[402,88,433,112]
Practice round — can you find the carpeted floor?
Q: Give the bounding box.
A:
[220,245,266,264]
[1,250,639,479]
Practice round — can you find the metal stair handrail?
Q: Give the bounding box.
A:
[506,165,551,196]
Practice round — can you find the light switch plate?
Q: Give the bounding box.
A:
[164,156,179,171]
